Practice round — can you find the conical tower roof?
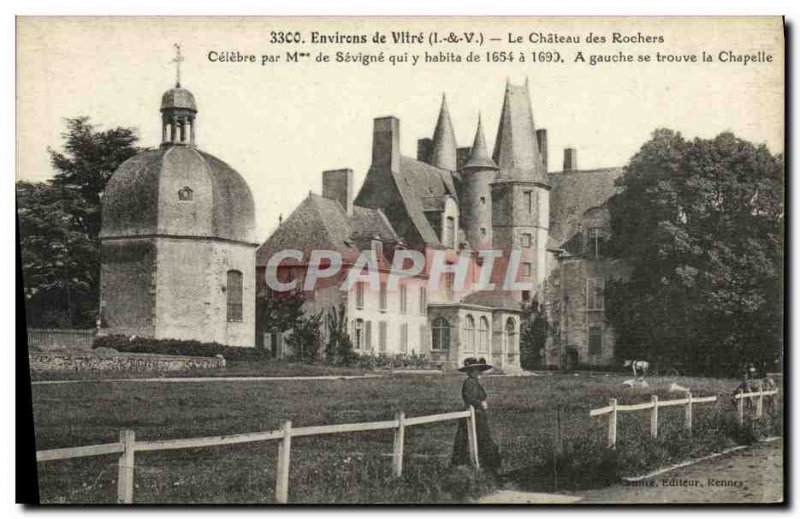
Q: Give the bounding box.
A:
[430,94,458,171]
[492,80,545,182]
[463,114,498,170]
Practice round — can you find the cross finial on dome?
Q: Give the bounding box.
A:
[172,43,185,87]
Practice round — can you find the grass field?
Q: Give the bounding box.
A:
[30,372,782,504]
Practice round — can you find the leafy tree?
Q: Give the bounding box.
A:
[17,117,141,328]
[606,129,783,376]
[286,313,323,363]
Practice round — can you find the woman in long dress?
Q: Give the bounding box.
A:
[451,357,502,474]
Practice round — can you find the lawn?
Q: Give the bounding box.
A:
[29,372,782,504]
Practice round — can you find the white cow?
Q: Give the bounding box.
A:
[623,359,649,380]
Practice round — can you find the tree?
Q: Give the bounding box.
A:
[606,129,783,376]
[17,117,142,328]
[325,302,356,366]
[520,299,548,370]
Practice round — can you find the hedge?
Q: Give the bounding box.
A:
[93,335,267,361]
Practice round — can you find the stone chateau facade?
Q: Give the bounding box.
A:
[99,75,627,370]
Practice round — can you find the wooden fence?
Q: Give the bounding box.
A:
[734,388,780,426]
[36,406,479,504]
[590,389,780,448]
[590,392,718,448]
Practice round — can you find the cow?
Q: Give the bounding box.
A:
[623,359,649,380]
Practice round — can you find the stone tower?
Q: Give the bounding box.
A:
[490,80,550,299]
[460,114,498,250]
[98,59,258,346]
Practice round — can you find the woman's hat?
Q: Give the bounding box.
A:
[458,357,493,372]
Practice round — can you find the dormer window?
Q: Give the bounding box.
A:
[178,186,194,201]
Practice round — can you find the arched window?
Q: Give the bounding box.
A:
[464,314,475,352]
[478,317,490,353]
[226,270,243,322]
[432,317,450,352]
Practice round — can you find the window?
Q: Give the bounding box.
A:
[178,186,194,201]
[588,326,603,355]
[464,315,476,352]
[379,281,387,311]
[226,270,243,322]
[480,196,486,205]
[522,262,532,277]
[355,282,365,309]
[354,319,365,350]
[432,317,450,351]
[524,191,533,214]
[400,285,408,314]
[478,317,490,353]
[588,227,604,258]
[378,321,388,352]
[444,272,455,296]
[419,324,429,354]
[419,286,427,315]
[446,216,456,249]
[521,233,532,248]
[400,323,408,354]
[480,227,486,237]
[587,278,605,311]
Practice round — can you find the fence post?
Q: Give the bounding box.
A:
[650,395,658,439]
[737,390,744,427]
[772,389,779,413]
[467,406,480,469]
[607,398,617,449]
[684,392,693,433]
[117,430,135,504]
[275,420,292,504]
[392,411,405,477]
[756,389,764,419]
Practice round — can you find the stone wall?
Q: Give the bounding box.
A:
[29,351,224,373]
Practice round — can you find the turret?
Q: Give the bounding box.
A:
[461,114,498,250]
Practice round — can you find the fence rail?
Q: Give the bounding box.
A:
[590,388,780,448]
[36,407,477,504]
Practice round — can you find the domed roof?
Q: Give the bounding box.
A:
[161,86,197,112]
[100,146,256,244]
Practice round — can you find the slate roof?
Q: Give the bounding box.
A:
[492,81,545,183]
[161,86,197,112]
[430,95,458,172]
[548,167,623,250]
[463,115,498,171]
[256,194,399,266]
[101,146,256,244]
[461,290,524,312]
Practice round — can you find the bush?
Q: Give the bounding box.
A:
[93,335,268,361]
[350,353,440,371]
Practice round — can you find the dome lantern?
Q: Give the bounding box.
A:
[161,44,197,148]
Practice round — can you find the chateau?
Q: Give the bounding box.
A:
[98,71,626,371]
[258,79,627,370]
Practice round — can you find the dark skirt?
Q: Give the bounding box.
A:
[451,410,501,471]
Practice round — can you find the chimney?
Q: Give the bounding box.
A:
[536,129,548,173]
[372,116,400,172]
[322,168,354,216]
[563,147,577,172]
[417,138,433,163]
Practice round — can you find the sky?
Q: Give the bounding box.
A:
[16,17,784,243]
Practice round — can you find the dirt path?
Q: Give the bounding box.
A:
[577,439,783,504]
